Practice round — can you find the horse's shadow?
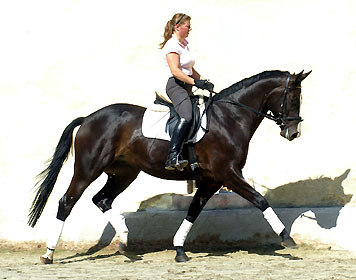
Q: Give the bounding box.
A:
[191,245,303,261]
[264,168,352,231]
[188,169,352,260]
[59,169,352,263]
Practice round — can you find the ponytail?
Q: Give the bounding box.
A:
[159,13,191,49]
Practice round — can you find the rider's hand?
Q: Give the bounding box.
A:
[194,79,214,92]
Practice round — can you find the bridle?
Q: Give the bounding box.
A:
[212,74,303,129]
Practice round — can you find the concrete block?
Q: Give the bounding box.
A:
[138,193,253,212]
[118,207,355,251]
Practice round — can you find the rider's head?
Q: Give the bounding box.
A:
[159,13,191,49]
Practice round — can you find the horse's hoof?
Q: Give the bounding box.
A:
[174,247,190,262]
[118,233,128,254]
[281,237,298,249]
[175,253,190,262]
[40,256,53,264]
[118,241,127,254]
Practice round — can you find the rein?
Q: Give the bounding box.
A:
[210,75,303,128]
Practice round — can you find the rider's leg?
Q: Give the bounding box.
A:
[165,77,192,171]
[165,118,191,170]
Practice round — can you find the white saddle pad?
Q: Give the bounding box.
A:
[142,101,208,143]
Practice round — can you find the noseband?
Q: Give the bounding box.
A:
[213,74,303,129]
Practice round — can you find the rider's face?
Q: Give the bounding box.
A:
[176,20,192,39]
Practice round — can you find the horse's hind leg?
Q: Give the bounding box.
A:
[92,170,140,252]
[40,169,100,264]
[40,137,117,264]
[173,179,220,262]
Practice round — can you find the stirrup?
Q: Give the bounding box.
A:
[165,162,176,171]
[175,159,188,171]
[165,155,188,171]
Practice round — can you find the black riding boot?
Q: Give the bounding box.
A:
[165,118,190,171]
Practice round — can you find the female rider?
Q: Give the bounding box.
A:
[159,13,214,171]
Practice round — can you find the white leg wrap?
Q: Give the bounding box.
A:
[173,219,193,247]
[42,218,64,260]
[42,248,55,260]
[46,218,64,250]
[104,209,128,233]
[263,207,285,235]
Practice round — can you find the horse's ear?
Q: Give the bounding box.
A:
[295,70,312,84]
[301,70,312,81]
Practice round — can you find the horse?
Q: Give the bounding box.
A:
[28,69,311,264]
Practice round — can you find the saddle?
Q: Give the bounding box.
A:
[142,93,212,177]
[153,93,208,143]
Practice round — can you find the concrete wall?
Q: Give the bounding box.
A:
[0,0,355,250]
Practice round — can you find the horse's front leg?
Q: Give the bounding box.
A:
[173,179,220,262]
[224,172,297,248]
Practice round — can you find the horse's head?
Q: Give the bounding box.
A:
[268,70,312,141]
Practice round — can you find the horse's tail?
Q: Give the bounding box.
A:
[28,117,85,228]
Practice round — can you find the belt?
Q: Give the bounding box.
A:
[171,76,192,87]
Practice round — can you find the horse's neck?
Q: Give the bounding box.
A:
[231,80,279,137]
[236,79,277,110]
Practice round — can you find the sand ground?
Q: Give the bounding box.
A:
[1,243,356,280]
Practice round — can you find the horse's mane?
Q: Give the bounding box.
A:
[213,70,290,101]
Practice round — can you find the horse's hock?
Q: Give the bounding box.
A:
[121,170,355,251]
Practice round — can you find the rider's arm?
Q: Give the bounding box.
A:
[166,52,195,85]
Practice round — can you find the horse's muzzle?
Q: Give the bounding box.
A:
[280,125,300,141]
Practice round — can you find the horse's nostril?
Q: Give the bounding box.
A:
[289,132,299,141]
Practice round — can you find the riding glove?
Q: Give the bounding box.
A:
[194,79,214,92]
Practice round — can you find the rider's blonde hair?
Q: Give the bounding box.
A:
[159,13,191,49]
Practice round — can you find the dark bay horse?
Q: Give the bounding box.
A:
[28,70,311,263]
